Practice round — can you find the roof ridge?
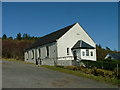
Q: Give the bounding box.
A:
[25,23,76,50]
[39,23,76,39]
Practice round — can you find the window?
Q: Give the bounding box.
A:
[37,49,39,58]
[91,51,93,56]
[39,49,41,57]
[46,46,49,57]
[26,51,28,60]
[86,49,89,56]
[32,50,34,59]
[82,51,85,56]
[67,48,69,55]
[37,49,41,58]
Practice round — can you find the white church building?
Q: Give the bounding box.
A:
[24,23,96,66]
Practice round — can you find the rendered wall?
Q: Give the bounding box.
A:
[57,23,96,61]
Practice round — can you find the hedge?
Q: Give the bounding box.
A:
[81,60,120,71]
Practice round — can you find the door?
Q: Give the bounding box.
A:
[73,51,77,60]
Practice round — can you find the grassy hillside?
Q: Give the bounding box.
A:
[1,35,119,61]
[2,39,35,60]
[96,45,118,60]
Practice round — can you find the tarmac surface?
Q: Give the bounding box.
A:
[2,60,118,88]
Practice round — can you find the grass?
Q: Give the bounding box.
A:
[41,65,120,86]
[2,58,34,65]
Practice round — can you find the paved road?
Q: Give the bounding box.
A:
[2,60,118,88]
[0,60,2,89]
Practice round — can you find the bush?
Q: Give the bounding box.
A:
[64,66,79,70]
[81,60,120,71]
[56,65,64,68]
[56,64,116,79]
[81,68,93,74]
[104,70,114,78]
[92,67,98,76]
[91,68,114,78]
[114,68,120,79]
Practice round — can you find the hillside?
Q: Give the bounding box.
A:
[96,45,118,60]
[2,39,36,60]
[1,33,119,60]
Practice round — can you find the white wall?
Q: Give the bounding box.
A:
[57,23,96,61]
[24,42,57,64]
[36,42,57,59]
[24,49,36,63]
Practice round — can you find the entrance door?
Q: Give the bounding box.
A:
[73,51,77,60]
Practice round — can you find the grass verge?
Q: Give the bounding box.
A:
[41,65,120,86]
[2,58,34,65]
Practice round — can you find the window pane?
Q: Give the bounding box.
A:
[86,49,89,56]
[82,51,85,56]
[46,46,49,57]
[32,50,34,59]
[67,48,69,55]
[91,51,93,56]
[39,49,41,57]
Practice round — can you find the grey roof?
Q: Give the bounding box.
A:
[72,40,95,49]
[108,53,120,60]
[25,23,76,50]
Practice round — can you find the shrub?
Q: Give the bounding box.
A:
[76,66,84,70]
[81,68,92,74]
[114,68,120,79]
[91,68,114,78]
[81,60,120,71]
[92,67,98,76]
[64,66,78,70]
[96,69,104,77]
[56,65,64,68]
[104,70,114,78]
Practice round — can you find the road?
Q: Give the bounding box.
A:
[2,60,118,88]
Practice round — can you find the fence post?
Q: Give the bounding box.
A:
[117,64,118,77]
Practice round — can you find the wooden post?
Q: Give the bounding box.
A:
[117,64,118,77]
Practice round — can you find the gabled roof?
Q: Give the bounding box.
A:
[72,40,95,49]
[25,23,76,50]
[107,53,120,60]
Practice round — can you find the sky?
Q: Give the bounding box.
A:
[2,2,118,50]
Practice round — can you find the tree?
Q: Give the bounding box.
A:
[16,33,22,40]
[106,46,111,50]
[2,34,7,39]
[98,44,102,49]
[8,37,13,40]
[23,33,26,39]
